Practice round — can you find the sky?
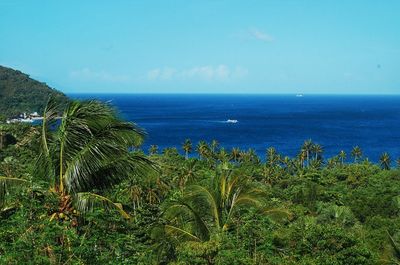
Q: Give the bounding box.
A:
[0,0,399,94]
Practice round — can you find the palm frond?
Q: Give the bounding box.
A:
[262,208,293,222]
[41,96,60,154]
[226,186,265,225]
[164,225,202,242]
[75,192,130,219]
[60,100,145,152]
[226,173,240,197]
[186,184,221,229]
[65,151,154,193]
[165,200,210,241]
[0,176,29,182]
[35,96,60,182]
[233,195,263,207]
[38,99,151,194]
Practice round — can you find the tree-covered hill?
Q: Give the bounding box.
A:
[0,65,68,117]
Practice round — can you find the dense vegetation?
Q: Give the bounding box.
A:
[0,99,400,264]
[0,65,68,118]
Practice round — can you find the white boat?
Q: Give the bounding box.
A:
[296,94,304,97]
[226,119,238,123]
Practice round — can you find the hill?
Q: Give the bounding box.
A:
[0,65,68,117]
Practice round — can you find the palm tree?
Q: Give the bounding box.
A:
[174,159,200,190]
[210,139,219,154]
[380,152,391,170]
[326,158,336,169]
[247,148,259,164]
[329,156,340,168]
[149,145,159,155]
[129,185,143,211]
[162,147,179,158]
[266,147,278,167]
[217,148,229,161]
[163,170,285,242]
[339,150,346,165]
[145,187,160,205]
[281,156,295,174]
[231,147,240,162]
[258,163,271,183]
[238,150,247,163]
[217,148,230,170]
[119,183,144,214]
[35,98,153,219]
[257,163,281,185]
[312,143,323,161]
[182,139,192,160]
[282,156,291,167]
[301,139,313,167]
[196,141,209,160]
[298,149,307,168]
[351,146,362,163]
[309,158,322,170]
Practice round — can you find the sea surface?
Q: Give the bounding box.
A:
[70,94,400,162]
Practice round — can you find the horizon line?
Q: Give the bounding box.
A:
[66,92,400,96]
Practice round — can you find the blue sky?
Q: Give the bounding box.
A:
[0,0,399,94]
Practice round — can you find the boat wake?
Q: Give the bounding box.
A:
[224,119,238,124]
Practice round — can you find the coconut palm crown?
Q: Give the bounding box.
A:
[162,169,288,243]
[182,139,192,160]
[379,152,391,170]
[36,98,153,217]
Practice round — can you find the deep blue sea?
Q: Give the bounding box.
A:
[70,94,400,162]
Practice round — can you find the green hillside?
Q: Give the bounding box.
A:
[0,65,68,117]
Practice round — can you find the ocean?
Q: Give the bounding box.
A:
[70,94,400,163]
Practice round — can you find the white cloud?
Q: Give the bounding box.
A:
[146,65,248,82]
[249,28,274,42]
[147,68,161,80]
[147,67,177,81]
[160,67,177,80]
[70,68,130,82]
